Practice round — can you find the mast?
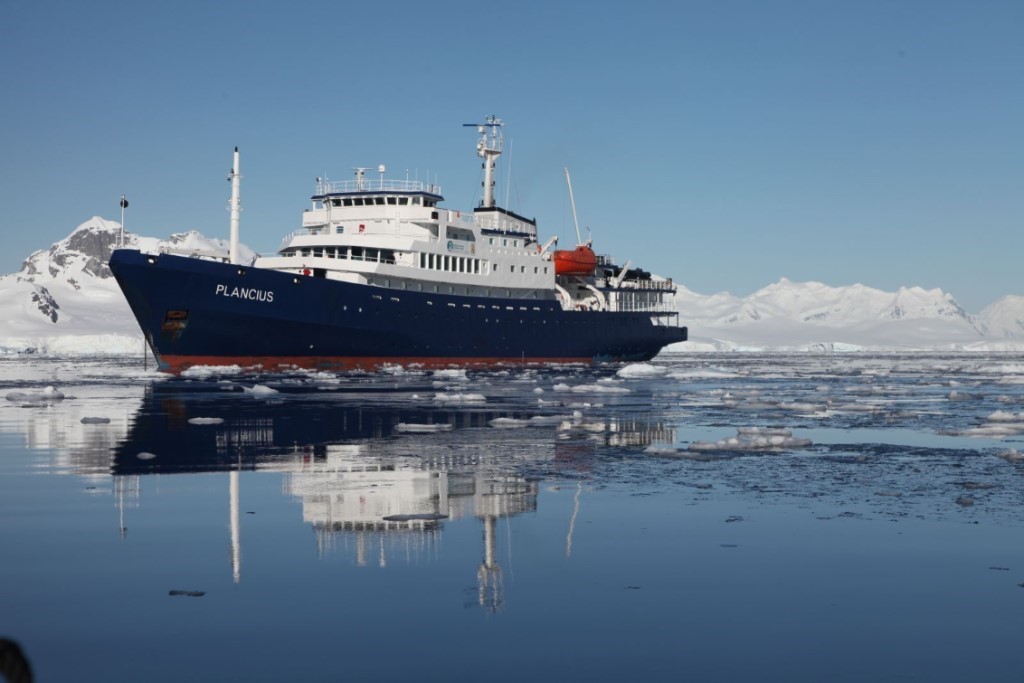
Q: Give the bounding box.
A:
[463,115,504,208]
[119,194,128,248]
[228,147,241,265]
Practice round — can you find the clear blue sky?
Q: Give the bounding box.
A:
[1,0,1021,312]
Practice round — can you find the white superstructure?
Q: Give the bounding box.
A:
[250,117,679,317]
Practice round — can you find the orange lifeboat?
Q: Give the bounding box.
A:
[552,245,597,276]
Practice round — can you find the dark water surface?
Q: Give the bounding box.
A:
[2,354,1023,681]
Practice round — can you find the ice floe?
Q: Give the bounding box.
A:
[616,363,669,379]
[567,384,631,394]
[181,364,245,378]
[242,384,279,396]
[188,417,225,425]
[394,423,453,433]
[433,392,486,403]
[432,369,468,381]
[5,386,66,403]
[688,427,812,452]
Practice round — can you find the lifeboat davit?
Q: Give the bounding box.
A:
[553,245,597,276]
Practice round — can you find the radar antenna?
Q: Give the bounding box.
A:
[463,115,504,208]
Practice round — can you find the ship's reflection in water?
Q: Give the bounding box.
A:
[112,378,674,612]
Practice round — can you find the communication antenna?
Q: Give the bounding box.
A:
[564,168,583,245]
[463,115,504,208]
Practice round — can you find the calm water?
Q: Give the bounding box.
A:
[2,354,1023,682]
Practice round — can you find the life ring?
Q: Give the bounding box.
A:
[302,268,311,276]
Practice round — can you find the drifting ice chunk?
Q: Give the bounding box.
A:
[188,417,225,425]
[998,449,1024,462]
[948,391,983,401]
[616,363,669,378]
[432,369,468,380]
[668,368,740,379]
[394,423,453,433]
[243,384,279,395]
[5,386,66,402]
[182,365,244,378]
[987,410,1023,422]
[136,452,157,460]
[434,393,486,403]
[570,384,631,394]
[489,417,531,428]
[688,427,812,453]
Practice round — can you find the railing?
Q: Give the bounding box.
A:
[316,178,441,195]
[617,278,675,291]
[596,277,675,292]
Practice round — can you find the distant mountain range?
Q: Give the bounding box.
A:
[673,278,1024,352]
[0,217,1021,355]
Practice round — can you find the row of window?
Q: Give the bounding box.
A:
[286,247,397,264]
[419,252,482,274]
[326,196,438,208]
[286,246,549,277]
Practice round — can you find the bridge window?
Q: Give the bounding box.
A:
[399,197,409,206]
[387,197,397,205]
[375,197,385,205]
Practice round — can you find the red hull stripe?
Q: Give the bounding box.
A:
[158,355,593,375]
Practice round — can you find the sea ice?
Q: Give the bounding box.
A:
[432,369,468,380]
[4,386,65,402]
[668,368,740,380]
[569,384,630,394]
[997,449,1024,462]
[489,417,531,428]
[948,391,983,401]
[433,392,486,403]
[616,363,669,379]
[181,364,245,378]
[688,427,812,453]
[188,417,225,425]
[394,423,453,433]
[987,410,1023,422]
[243,384,279,396]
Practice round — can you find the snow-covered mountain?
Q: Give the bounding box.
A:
[673,278,1024,353]
[0,217,253,355]
[1,217,1021,355]
[977,296,1024,339]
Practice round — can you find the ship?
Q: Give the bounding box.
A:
[109,116,687,374]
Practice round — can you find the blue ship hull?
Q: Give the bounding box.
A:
[109,249,687,373]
